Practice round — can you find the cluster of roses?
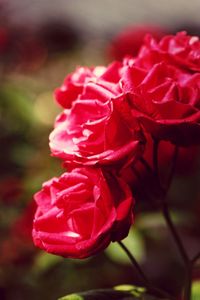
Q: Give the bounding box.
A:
[33,32,200,259]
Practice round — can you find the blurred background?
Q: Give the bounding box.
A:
[0,0,200,299]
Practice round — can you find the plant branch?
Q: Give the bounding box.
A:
[152,141,192,300]
[118,241,150,286]
[152,141,189,265]
[153,138,161,186]
[162,201,189,265]
[139,157,154,174]
[118,241,175,300]
[183,265,192,300]
[165,146,179,190]
[161,201,191,300]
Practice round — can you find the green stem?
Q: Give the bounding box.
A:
[152,140,192,300]
[165,146,179,189]
[183,266,192,300]
[118,241,149,286]
[162,202,191,300]
[153,138,161,187]
[162,201,189,265]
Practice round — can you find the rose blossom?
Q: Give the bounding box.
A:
[136,31,200,72]
[54,61,123,109]
[32,168,134,258]
[121,60,200,146]
[50,66,144,167]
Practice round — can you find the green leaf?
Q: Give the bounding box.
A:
[58,287,170,300]
[114,284,146,297]
[59,295,84,300]
[58,289,137,300]
[192,280,200,300]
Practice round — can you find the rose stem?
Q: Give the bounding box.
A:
[161,198,192,300]
[139,157,154,174]
[118,241,175,300]
[153,140,192,300]
[165,146,179,190]
[153,140,188,263]
[118,241,149,286]
[162,200,189,265]
[183,266,192,300]
[153,138,162,187]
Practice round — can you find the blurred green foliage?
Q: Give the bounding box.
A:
[192,281,200,300]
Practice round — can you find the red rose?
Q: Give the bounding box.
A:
[136,31,200,72]
[32,168,134,258]
[54,62,123,109]
[121,60,200,146]
[50,68,144,167]
[108,24,166,61]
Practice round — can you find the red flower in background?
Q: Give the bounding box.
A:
[32,168,134,258]
[108,24,166,61]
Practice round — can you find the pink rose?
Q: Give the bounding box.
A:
[54,62,123,108]
[136,31,200,72]
[121,60,200,146]
[50,68,144,167]
[32,168,134,258]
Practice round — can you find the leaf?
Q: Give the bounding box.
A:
[59,295,84,300]
[58,288,138,300]
[192,280,200,300]
[58,287,171,300]
[114,284,146,297]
